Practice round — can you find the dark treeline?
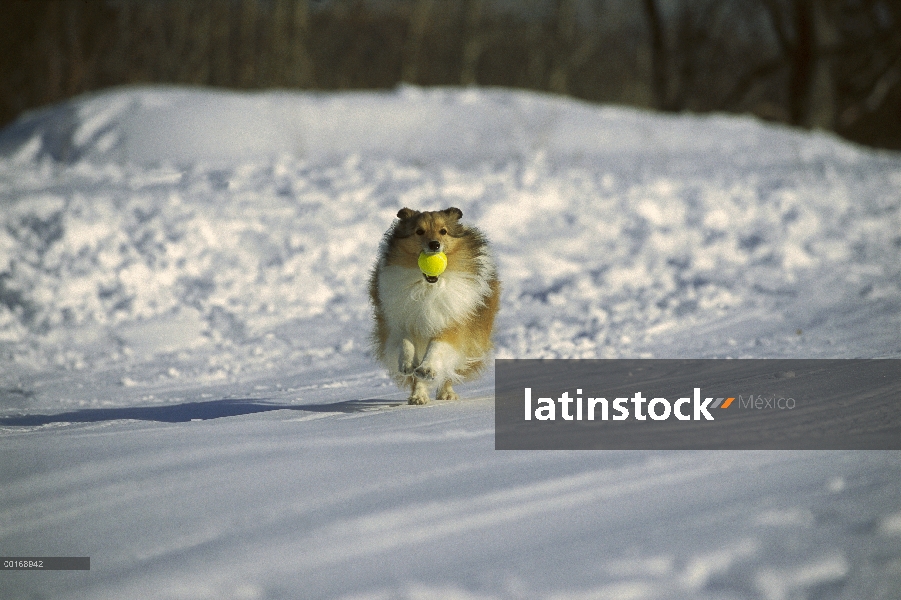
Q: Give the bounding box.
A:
[1,0,899,149]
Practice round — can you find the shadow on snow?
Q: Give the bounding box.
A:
[0,398,406,427]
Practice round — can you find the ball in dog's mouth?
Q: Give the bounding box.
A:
[418,251,447,283]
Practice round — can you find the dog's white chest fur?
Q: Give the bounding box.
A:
[377,265,488,337]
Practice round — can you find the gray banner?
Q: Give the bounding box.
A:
[1,557,90,570]
[495,359,901,450]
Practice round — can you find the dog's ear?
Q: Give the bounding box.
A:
[442,207,463,220]
[397,207,419,220]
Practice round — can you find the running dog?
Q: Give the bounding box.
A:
[369,207,500,404]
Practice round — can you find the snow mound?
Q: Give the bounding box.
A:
[0,85,864,167]
[1,86,900,410]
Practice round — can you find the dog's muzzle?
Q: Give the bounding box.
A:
[423,274,439,284]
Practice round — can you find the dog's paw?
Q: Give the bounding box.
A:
[436,387,459,401]
[408,392,430,405]
[413,364,437,381]
[399,361,415,376]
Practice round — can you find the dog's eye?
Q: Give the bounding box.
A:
[415,228,425,236]
[439,228,447,235]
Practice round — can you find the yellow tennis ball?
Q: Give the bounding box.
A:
[418,251,447,277]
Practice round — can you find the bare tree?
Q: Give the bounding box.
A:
[833,0,901,135]
[273,0,314,88]
[643,0,734,112]
[460,0,484,85]
[642,0,671,110]
[237,0,258,87]
[548,0,577,94]
[402,0,433,84]
[757,0,817,125]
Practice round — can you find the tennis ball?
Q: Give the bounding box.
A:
[418,251,447,277]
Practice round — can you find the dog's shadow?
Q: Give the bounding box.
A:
[0,398,406,427]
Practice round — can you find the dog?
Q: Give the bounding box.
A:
[369,207,500,404]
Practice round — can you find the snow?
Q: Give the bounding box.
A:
[1,85,900,599]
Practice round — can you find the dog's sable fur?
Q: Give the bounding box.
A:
[369,207,501,404]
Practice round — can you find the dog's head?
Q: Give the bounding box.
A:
[393,207,465,255]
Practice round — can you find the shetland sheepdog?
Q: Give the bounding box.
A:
[369,207,500,404]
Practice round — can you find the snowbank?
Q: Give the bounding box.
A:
[2,86,899,411]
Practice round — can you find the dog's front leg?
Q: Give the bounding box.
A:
[398,337,416,375]
[408,377,431,405]
[396,336,430,405]
[413,340,461,383]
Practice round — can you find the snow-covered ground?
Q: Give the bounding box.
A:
[1,86,900,599]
